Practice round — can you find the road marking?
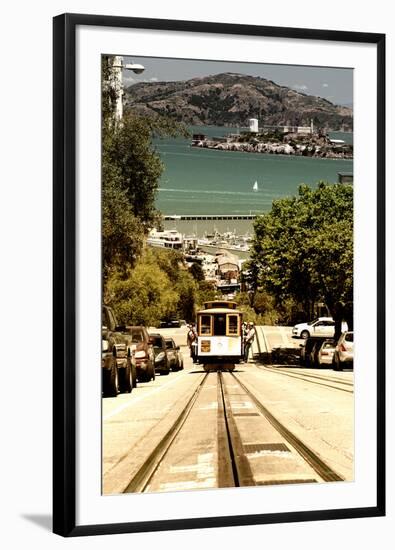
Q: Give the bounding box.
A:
[199,402,218,410]
[158,479,215,491]
[230,401,254,410]
[103,372,200,421]
[247,450,294,459]
[160,453,216,490]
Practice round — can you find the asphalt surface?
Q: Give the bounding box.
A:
[102,325,354,495]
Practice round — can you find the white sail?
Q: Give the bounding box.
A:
[253,181,258,191]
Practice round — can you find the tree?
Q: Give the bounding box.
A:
[250,182,353,317]
[102,163,145,286]
[107,248,198,325]
[106,251,179,326]
[101,57,188,291]
[189,262,205,282]
[196,281,217,309]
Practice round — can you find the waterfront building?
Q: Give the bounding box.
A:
[249,118,259,133]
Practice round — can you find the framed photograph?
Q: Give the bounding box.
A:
[53,13,385,537]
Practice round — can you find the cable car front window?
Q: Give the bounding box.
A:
[213,314,227,336]
[227,314,239,335]
[200,315,212,335]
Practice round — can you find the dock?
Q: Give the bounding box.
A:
[163,214,258,221]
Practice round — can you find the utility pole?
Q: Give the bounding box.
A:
[102,55,145,121]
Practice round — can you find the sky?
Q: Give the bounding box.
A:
[123,55,353,107]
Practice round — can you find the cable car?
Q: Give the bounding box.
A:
[195,301,243,371]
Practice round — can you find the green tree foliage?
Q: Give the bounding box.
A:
[195,280,217,310]
[151,248,198,321]
[107,260,178,327]
[101,55,188,291]
[234,291,279,325]
[189,262,205,282]
[102,157,145,285]
[107,248,198,326]
[104,114,165,227]
[250,182,353,316]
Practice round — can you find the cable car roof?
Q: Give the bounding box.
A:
[197,307,242,315]
[202,300,238,310]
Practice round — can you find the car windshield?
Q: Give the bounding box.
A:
[130,330,143,343]
[307,318,319,325]
[345,332,354,342]
[165,340,174,349]
[151,336,162,347]
[323,342,335,349]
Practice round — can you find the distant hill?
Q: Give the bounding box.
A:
[124,72,353,131]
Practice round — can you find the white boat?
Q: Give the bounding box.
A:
[147,229,183,250]
[253,181,259,192]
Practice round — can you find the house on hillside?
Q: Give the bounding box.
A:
[216,252,239,282]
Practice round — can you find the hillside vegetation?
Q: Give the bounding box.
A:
[125,72,352,131]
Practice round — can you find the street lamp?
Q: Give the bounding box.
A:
[124,63,145,74]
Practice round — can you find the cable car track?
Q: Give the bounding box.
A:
[123,372,209,493]
[256,365,354,393]
[123,368,344,493]
[229,372,345,482]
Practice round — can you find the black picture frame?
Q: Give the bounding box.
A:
[53,13,386,537]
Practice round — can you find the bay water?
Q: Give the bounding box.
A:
[155,125,353,237]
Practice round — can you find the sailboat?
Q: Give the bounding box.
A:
[253,181,259,192]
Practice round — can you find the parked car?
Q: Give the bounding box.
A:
[316,339,336,367]
[160,318,181,328]
[128,326,155,382]
[102,336,118,397]
[292,317,335,339]
[164,338,184,371]
[333,331,354,370]
[300,336,332,367]
[149,333,170,375]
[102,306,137,397]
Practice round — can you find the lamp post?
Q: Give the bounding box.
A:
[108,55,145,120]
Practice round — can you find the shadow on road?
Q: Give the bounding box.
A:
[257,347,301,366]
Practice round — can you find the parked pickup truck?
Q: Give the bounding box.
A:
[102,305,137,397]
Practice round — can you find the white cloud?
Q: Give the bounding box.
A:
[292,84,308,92]
[150,77,158,82]
[123,74,136,86]
[322,83,329,88]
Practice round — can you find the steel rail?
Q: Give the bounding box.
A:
[123,372,209,493]
[217,371,255,487]
[230,372,345,482]
[266,366,354,386]
[257,365,353,394]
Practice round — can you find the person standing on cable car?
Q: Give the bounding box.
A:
[187,323,197,360]
[244,322,255,362]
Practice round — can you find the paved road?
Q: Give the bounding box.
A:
[102,325,354,495]
[253,325,299,355]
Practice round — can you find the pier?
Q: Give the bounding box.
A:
[164,214,258,221]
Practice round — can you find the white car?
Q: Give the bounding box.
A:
[333,331,354,370]
[317,339,336,366]
[292,317,335,339]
